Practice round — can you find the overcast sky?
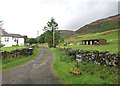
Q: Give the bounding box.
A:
[0,0,119,38]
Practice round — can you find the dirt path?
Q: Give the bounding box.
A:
[2,46,61,84]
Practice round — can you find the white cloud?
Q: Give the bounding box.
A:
[0,0,119,38]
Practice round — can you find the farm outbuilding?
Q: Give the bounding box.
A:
[81,39,107,45]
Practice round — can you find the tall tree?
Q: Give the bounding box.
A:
[43,17,58,47]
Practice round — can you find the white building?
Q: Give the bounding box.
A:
[0,27,24,47]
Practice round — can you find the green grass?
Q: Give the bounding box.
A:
[66,43,118,53]
[51,48,119,84]
[0,46,26,51]
[1,45,40,71]
[64,29,119,53]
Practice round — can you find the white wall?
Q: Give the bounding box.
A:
[18,38,24,46]
[12,38,24,46]
[1,37,24,47]
[1,37,13,47]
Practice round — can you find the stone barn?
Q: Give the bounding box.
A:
[81,39,107,45]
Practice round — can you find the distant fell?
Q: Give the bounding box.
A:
[58,30,74,38]
[74,14,120,36]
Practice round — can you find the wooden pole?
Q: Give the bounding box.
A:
[53,28,55,48]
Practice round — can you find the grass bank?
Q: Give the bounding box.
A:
[66,43,118,53]
[51,48,119,84]
[1,45,40,71]
[0,46,26,51]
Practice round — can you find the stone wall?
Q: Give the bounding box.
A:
[1,46,34,59]
[57,47,119,67]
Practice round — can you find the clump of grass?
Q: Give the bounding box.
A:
[51,48,119,84]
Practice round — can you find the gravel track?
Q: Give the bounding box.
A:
[2,46,61,84]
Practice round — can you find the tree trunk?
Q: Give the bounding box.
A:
[53,28,55,48]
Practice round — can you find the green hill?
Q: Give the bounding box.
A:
[58,30,74,38]
[74,14,119,36]
[59,14,119,38]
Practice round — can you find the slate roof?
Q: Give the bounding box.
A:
[2,34,23,38]
[0,28,23,38]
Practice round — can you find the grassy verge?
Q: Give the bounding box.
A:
[0,46,26,51]
[66,43,118,53]
[51,48,119,84]
[1,45,40,71]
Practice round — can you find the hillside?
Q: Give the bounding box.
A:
[58,30,74,38]
[74,14,120,36]
[58,14,119,38]
[65,29,119,53]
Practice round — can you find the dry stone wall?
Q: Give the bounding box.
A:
[57,47,119,67]
[0,46,34,59]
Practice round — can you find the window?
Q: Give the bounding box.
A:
[5,37,9,42]
[14,38,16,42]
[7,38,9,42]
[5,38,6,42]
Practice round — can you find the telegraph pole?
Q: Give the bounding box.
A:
[37,30,39,37]
[53,27,55,48]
